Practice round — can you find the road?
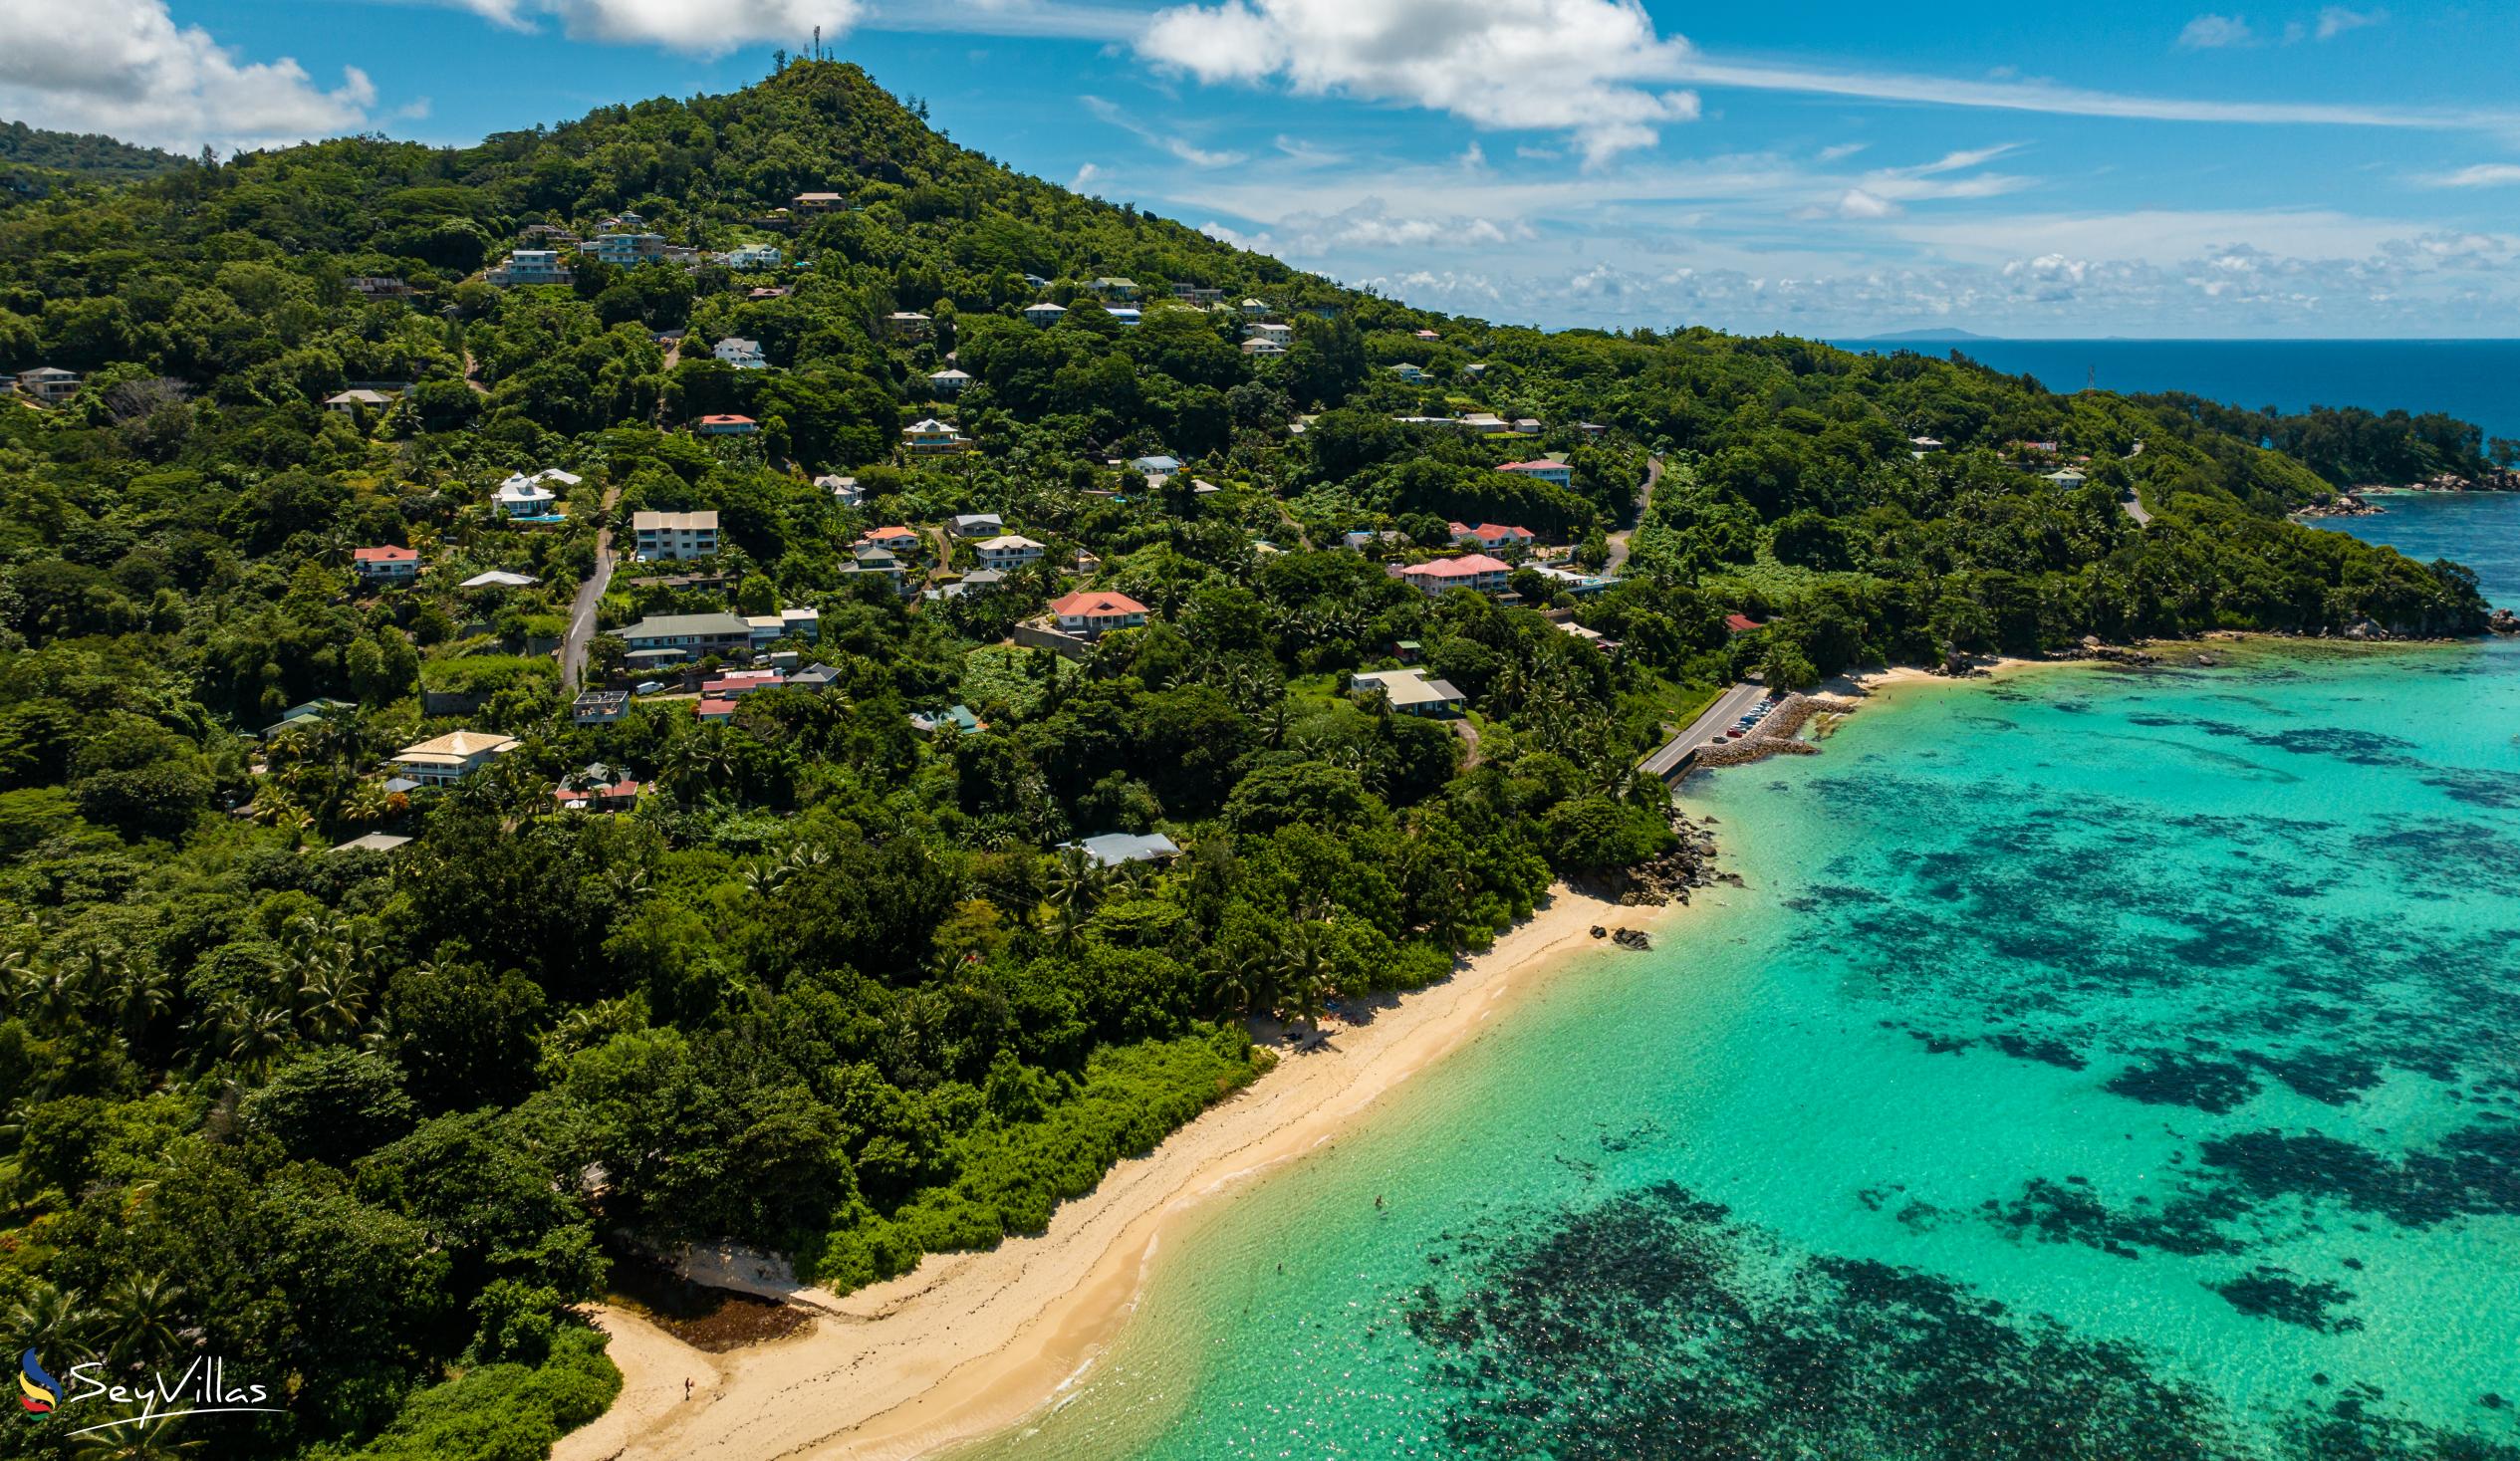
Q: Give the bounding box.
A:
[2123,494,2152,526]
[1639,680,1767,782]
[561,484,624,692]
[1605,453,1663,578]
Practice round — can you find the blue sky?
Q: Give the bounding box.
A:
[8,0,2520,338]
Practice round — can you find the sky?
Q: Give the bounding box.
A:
[6,0,2520,339]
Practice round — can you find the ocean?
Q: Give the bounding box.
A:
[965,495,2520,1461]
[1829,339,2520,442]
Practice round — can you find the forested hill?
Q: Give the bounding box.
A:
[0,59,2493,1461]
[0,121,189,202]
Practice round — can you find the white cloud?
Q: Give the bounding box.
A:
[1136,0,1704,164]
[2427,163,2520,188]
[1202,196,1535,255]
[1836,188,1899,219]
[450,0,866,54]
[1081,94,1246,167]
[0,0,375,151]
[2315,5,2385,40]
[2176,14,2256,49]
[1816,142,1871,163]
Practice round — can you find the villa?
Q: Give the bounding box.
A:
[929,368,972,394]
[948,513,1006,538]
[1497,458,1574,488]
[1350,668,1467,717]
[1396,554,1514,599]
[1449,521,1537,550]
[15,366,80,404]
[488,250,573,286]
[859,525,921,554]
[352,545,419,583]
[1049,590,1149,639]
[494,475,567,521]
[903,417,967,454]
[885,312,932,339]
[391,730,519,787]
[619,611,753,663]
[632,510,719,561]
[1390,363,1425,384]
[725,243,783,269]
[694,414,757,435]
[974,534,1046,572]
[1064,832,1180,867]
[1023,301,1068,326]
[582,232,666,267]
[325,388,395,414]
[713,337,768,369]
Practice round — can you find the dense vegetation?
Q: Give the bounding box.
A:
[2148,390,2518,487]
[0,59,2492,1460]
[0,121,189,204]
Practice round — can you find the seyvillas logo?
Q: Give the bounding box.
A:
[18,1351,60,1414]
[15,1351,279,1438]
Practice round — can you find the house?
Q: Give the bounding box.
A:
[259,698,355,739]
[15,367,79,404]
[695,698,739,721]
[791,191,844,211]
[1343,528,1406,551]
[582,232,667,267]
[347,276,413,299]
[1512,417,1543,435]
[712,337,768,369]
[1497,458,1574,489]
[1576,422,1609,437]
[554,771,642,813]
[1350,668,1467,717]
[748,286,789,300]
[1532,564,1615,596]
[725,243,784,269]
[1413,328,1441,342]
[1089,277,1139,301]
[929,368,972,395]
[632,510,719,561]
[332,832,413,854]
[926,568,1006,602]
[1106,306,1142,328]
[1023,301,1068,327]
[1075,549,1103,574]
[1456,412,1510,435]
[817,474,865,507]
[619,611,753,663]
[1723,613,1766,634]
[1449,521,1537,550]
[701,668,783,698]
[843,545,911,592]
[325,388,394,415]
[1463,362,1491,377]
[1171,284,1224,306]
[1064,832,1180,867]
[1240,339,1287,358]
[488,250,573,286]
[902,417,967,455]
[2045,469,2091,488]
[788,663,844,694]
[391,730,519,787]
[859,525,921,554]
[909,704,987,735]
[352,545,419,584]
[1244,321,1293,346]
[884,312,932,339]
[1190,479,1222,495]
[948,513,1006,538]
[459,570,538,590]
[1049,590,1149,639]
[494,478,565,521]
[1396,554,1513,599]
[1909,435,1943,451]
[571,690,630,725]
[1131,455,1182,480]
[694,414,757,436]
[974,534,1046,572]
[1241,298,1271,318]
[745,609,819,648]
[1557,621,1617,649]
[1390,363,1425,384]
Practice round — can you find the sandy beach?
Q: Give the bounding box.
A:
[558,882,1646,1461]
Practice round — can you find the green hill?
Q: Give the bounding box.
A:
[0,61,2491,1461]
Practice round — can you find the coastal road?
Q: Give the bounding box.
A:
[1605,453,1663,578]
[561,484,624,692]
[1639,680,1767,782]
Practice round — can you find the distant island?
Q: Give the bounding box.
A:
[1857,328,2000,343]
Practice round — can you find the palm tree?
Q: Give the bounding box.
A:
[8,1281,95,1361]
[71,1411,207,1460]
[97,1273,185,1366]
[1042,846,1108,940]
[1276,921,1337,1044]
[112,962,176,1040]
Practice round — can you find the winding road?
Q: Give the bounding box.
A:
[1605,452,1663,578]
[561,483,623,692]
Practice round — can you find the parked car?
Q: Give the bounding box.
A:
[634,679,664,695]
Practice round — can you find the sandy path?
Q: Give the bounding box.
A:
[560,885,1642,1461]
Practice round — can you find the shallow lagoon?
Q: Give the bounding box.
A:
[970,503,2520,1461]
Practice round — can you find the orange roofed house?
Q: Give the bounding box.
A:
[1049,591,1148,640]
[1447,521,1536,550]
[352,545,419,584]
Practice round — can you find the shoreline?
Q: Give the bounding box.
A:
[558,882,1653,1461]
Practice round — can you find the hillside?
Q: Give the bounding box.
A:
[0,59,2493,1461]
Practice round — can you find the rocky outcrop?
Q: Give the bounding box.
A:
[2489,609,2519,635]
[2297,491,2383,519]
[1580,811,1723,908]
[2353,469,2520,494]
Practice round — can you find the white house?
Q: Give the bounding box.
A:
[1497,458,1574,489]
[1049,591,1148,639]
[1390,363,1425,384]
[632,510,719,561]
[1244,322,1293,346]
[974,534,1046,572]
[1131,455,1182,480]
[1023,301,1068,327]
[488,250,572,286]
[352,545,419,584]
[582,232,666,267]
[391,730,519,788]
[1350,668,1467,717]
[948,513,1005,538]
[325,388,394,415]
[713,337,768,369]
[902,418,967,455]
[15,366,80,404]
[1106,306,1142,328]
[816,474,865,507]
[1240,298,1271,318]
[619,611,752,663]
[725,243,784,269]
[1241,339,1287,358]
[929,368,972,395]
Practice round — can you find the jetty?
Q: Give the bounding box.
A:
[1640,681,1768,782]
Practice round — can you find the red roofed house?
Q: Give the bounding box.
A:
[1049,591,1148,640]
[1496,458,1573,488]
[695,697,739,720]
[694,413,757,436]
[1397,554,1513,599]
[859,526,921,554]
[701,669,782,698]
[352,545,419,584]
[555,778,642,813]
[1447,521,1537,550]
[1724,613,1766,634]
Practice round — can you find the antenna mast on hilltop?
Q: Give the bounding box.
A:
[2086,365,2096,393]
[813,25,822,59]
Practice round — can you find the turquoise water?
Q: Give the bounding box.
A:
[971,505,2520,1461]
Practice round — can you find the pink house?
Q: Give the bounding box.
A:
[352,545,419,583]
[1447,521,1537,550]
[1397,554,1514,598]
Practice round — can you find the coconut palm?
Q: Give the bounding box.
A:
[97,1273,185,1366]
[1276,920,1337,1043]
[71,1410,206,1460]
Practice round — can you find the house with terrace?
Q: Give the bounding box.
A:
[352,545,419,584]
[974,534,1046,572]
[1349,668,1468,717]
[390,730,518,788]
[1497,458,1574,488]
[1048,591,1148,639]
[619,611,752,666]
[1395,554,1514,599]
[902,417,967,455]
[632,510,719,561]
[1449,521,1536,551]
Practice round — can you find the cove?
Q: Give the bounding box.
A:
[964,507,2520,1461]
